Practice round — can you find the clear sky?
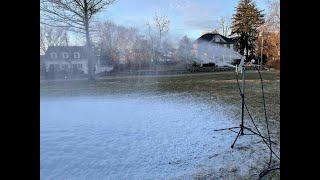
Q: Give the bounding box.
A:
[96,0,268,40]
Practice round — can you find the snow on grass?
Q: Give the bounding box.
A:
[40,95,269,179]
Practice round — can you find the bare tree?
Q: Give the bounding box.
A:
[265,0,280,32]
[218,16,231,37]
[153,13,170,64]
[153,13,170,49]
[257,0,280,67]
[40,25,69,54]
[40,0,116,80]
[146,22,157,62]
[95,21,120,66]
[95,21,153,69]
[177,35,193,62]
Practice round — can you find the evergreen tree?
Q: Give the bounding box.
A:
[231,0,264,62]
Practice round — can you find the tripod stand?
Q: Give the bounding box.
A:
[214,64,275,148]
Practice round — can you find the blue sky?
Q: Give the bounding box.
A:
[96,0,268,40]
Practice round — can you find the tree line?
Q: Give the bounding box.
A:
[40,0,280,79]
[40,12,196,70]
[230,0,280,68]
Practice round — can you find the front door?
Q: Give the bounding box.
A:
[72,64,78,74]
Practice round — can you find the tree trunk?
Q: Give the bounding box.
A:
[84,18,95,80]
[245,35,249,62]
[246,47,248,62]
[83,0,94,81]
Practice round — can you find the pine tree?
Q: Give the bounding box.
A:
[231,0,264,61]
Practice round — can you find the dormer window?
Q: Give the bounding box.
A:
[50,53,57,59]
[74,52,80,59]
[62,52,69,59]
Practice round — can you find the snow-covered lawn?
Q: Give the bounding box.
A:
[41,95,270,179]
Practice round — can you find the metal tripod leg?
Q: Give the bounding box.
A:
[230,125,244,148]
[214,126,240,131]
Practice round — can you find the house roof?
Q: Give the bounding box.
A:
[46,46,87,54]
[196,33,235,44]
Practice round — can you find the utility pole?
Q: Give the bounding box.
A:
[260,29,264,70]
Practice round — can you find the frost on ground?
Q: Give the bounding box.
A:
[40,95,273,179]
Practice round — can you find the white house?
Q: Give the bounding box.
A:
[192,33,241,66]
[43,46,113,78]
[194,33,236,49]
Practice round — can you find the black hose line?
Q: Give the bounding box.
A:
[256,67,273,167]
[235,68,280,161]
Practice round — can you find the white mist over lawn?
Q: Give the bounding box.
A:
[41,95,268,179]
[193,41,242,67]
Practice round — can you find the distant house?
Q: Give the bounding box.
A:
[42,46,113,78]
[192,33,241,66]
[194,33,235,49]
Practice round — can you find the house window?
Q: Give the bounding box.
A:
[215,37,220,42]
[74,52,80,59]
[50,53,57,59]
[54,64,60,71]
[230,44,234,49]
[48,64,54,72]
[61,64,68,69]
[62,52,69,59]
[77,64,82,69]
